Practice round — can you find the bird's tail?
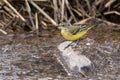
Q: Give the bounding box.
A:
[80,20,103,32]
[89,20,103,27]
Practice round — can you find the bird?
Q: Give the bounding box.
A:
[58,21,102,41]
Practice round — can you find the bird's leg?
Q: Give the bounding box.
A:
[64,40,79,49]
[64,38,85,49]
[64,41,76,50]
[72,40,80,48]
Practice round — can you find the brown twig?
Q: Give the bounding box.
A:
[29,0,58,26]
[96,18,120,26]
[0,29,7,34]
[53,0,58,23]
[85,0,91,13]
[3,0,26,22]
[0,23,4,27]
[61,0,65,21]
[25,0,35,31]
[35,13,39,35]
[72,8,83,17]
[78,4,91,18]
[65,0,77,22]
[10,0,49,1]
[105,0,116,8]
[3,6,16,18]
[74,17,92,25]
[104,11,120,16]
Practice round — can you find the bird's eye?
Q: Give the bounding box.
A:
[65,28,68,31]
[59,22,66,26]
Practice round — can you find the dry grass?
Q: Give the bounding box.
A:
[0,0,120,34]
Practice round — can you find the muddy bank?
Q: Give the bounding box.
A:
[0,24,120,80]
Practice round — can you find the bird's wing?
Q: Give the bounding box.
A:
[68,21,103,35]
[69,24,90,35]
[68,26,81,35]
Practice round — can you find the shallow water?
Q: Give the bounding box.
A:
[0,24,120,80]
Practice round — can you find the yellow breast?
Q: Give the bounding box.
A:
[61,30,88,41]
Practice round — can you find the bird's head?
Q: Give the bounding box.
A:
[58,26,68,32]
[58,22,71,32]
